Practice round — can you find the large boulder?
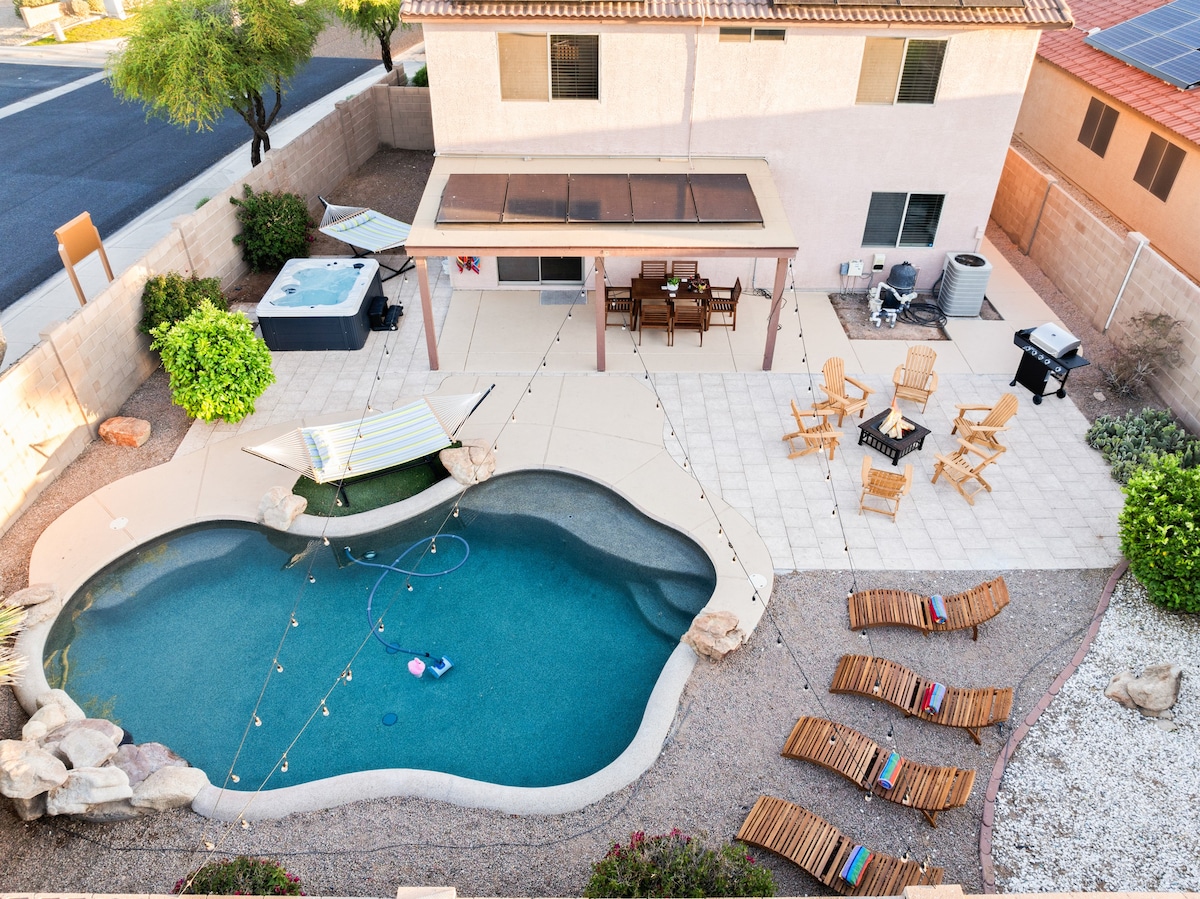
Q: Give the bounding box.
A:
[258,486,307,531]
[98,416,151,448]
[440,440,496,486]
[58,728,120,770]
[0,739,69,799]
[681,611,746,661]
[1127,663,1183,712]
[112,742,189,786]
[35,689,86,720]
[1104,670,1138,709]
[73,798,147,822]
[22,703,69,742]
[2,583,59,609]
[40,718,124,762]
[45,766,132,816]
[130,766,209,810]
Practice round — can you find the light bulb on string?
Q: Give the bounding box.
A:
[430,541,437,554]
[275,662,284,673]
[452,507,459,518]
[241,819,251,830]
[308,574,315,584]
[291,616,298,627]
[281,758,289,773]
[254,715,261,727]
[204,841,215,851]
[377,621,385,632]
[322,704,330,716]
[322,536,330,546]
[230,773,240,783]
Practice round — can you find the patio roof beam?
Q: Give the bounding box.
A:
[595,256,608,372]
[763,257,789,371]
[403,246,798,259]
[415,256,439,371]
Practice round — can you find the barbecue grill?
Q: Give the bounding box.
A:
[1011,325,1090,404]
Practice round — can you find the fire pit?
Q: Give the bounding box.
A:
[858,408,931,465]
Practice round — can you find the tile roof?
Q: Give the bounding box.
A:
[1038,0,1200,145]
[402,0,1071,29]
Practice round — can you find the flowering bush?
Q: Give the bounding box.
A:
[174,856,303,895]
[585,830,775,897]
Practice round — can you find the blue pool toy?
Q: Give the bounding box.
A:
[428,656,454,678]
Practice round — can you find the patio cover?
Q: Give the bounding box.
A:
[402,155,799,372]
[242,389,491,483]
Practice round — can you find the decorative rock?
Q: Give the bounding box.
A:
[113,742,189,786]
[22,703,69,742]
[1156,719,1179,733]
[681,610,746,661]
[2,583,59,609]
[35,688,86,720]
[59,728,120,769]
[0,739,69,799]
[1103,670,1137,709]
[45,766,132,815]
[98,416,151,447]
[41,717,124,751]
[130,766,208,810]
[74,798,147,822]
[258,486,307,530]
[1126,663,1182,712]
[10,793,46,821]
[439,440,496,486]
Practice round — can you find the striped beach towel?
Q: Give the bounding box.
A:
[877,751,902,790]
[840,845,873,886]
[923,682,947,714]
[928,593,947,624]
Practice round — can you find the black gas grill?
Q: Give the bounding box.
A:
[1011,325,1090,405]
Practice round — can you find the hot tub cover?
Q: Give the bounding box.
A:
[243,389,492,483]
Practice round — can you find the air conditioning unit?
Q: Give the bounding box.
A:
[938,252,992,317]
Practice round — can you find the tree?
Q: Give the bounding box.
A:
[108,0,325,167]
[334,0,406,72]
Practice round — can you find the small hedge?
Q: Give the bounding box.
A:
[1120,454,1200,613]
[230,184,314,273]
[1085,407,1200,484]
[139,272,227,335]
[174,856,303,895]
[585,830,775,898]
[411,65,428,87]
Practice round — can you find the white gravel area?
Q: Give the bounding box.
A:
[992,575,1200,893]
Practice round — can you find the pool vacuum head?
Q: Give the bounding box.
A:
[428,656,453,678]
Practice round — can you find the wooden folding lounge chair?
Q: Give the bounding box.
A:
[891,346,938,412]
[830,654,1014,744]
[737,796,944,895]
[815,357,874,425]
[932,439,1006,505]
[781,716,975,826]
[707,277,741,329]
[783,401,842,461]
[951,392,1018,451]
[318,197,414,281]
[847,575,1010,640]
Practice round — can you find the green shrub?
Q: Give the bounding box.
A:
[139,272,227,335]
[1120,454,1200,613]
[230,184,314,273]
[585,830,775,898]
[411,64,428,87]
[151,300,275,423]
[1085,407,1200,484]
[174,856,303,895]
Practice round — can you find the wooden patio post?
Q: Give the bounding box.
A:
[594,256,607,372]
[762,257,790,371]
[414,257,439,371]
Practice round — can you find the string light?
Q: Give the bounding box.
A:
[291,616,298,627]
[322,704,329,716]
[230,773,240,783]
[281,758,289,773]
[322,536,330,546]
[241,818,251,830]
[308,574,316,584]
[343,669,352,682]
[275,662,284,673]
[254,715,262,727]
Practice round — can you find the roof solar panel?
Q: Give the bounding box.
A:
[567,174,633,222]
[437,174,509,224]
[629,174,697,223]
[503,174,568,222]
[1086,0,1200,89]
[688,174,763,223]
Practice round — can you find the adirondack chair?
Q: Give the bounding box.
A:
[815,357,874,425]
[783,401,842,461]
[859,457,912,520]
[891,346,939,412]
[951,393,1018,451]
[932,439,1006,505]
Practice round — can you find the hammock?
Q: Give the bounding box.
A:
[242,389,492,484]
[318,197,414,281]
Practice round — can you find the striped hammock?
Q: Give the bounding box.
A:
[242,389,491,484]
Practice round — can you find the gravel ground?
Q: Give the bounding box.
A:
[992,575,1200,893]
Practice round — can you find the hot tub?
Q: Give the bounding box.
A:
[257,258,382,351]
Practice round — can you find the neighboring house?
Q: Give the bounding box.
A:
[1013,0,1200,282]
[401,0,1072,298]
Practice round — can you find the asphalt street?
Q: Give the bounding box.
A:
[0,56,376,309]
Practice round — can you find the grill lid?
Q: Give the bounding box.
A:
[1029,322,1081,357]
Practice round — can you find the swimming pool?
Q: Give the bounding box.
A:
[44,472,716,798]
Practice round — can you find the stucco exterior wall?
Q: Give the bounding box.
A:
[423,23,1040,289]
[1015,59,1200,282]
[992,144,1200,433]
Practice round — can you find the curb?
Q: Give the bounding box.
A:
[977,557,1129,893]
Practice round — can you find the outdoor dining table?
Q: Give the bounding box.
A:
[630,277,711,329]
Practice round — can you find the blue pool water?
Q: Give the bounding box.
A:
[44,472,715,791]
[271,266,361,307]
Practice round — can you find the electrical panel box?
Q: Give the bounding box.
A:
[847,259,864,277]
[872,254,886,272]
[839,262,849,276]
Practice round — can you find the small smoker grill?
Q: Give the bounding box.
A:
[1011,324,1090,404]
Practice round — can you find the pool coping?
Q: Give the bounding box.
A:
[17,375,774,820]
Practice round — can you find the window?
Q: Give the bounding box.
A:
[856,38,947,105]
[862,192,945,247]
[1133,133,1186,201]
[719,27,786,42]
[497,257,583,283]
[498,34,598,101]
[1077,97,1119,157]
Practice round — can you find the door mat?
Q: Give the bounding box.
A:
[540,290,586,306]
[828,292,1002,341]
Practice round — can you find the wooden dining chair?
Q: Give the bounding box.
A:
[673,299,706,345]
[604,285,636,329]
[639,301,673,345]
[640,260,668,280]
[670,260,698,280]
[892,345,939,412]
[707,278,741,330]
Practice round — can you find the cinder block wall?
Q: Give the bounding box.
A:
[992,144,1200,433]
[375,84,434,150]
[0,79,389,542]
